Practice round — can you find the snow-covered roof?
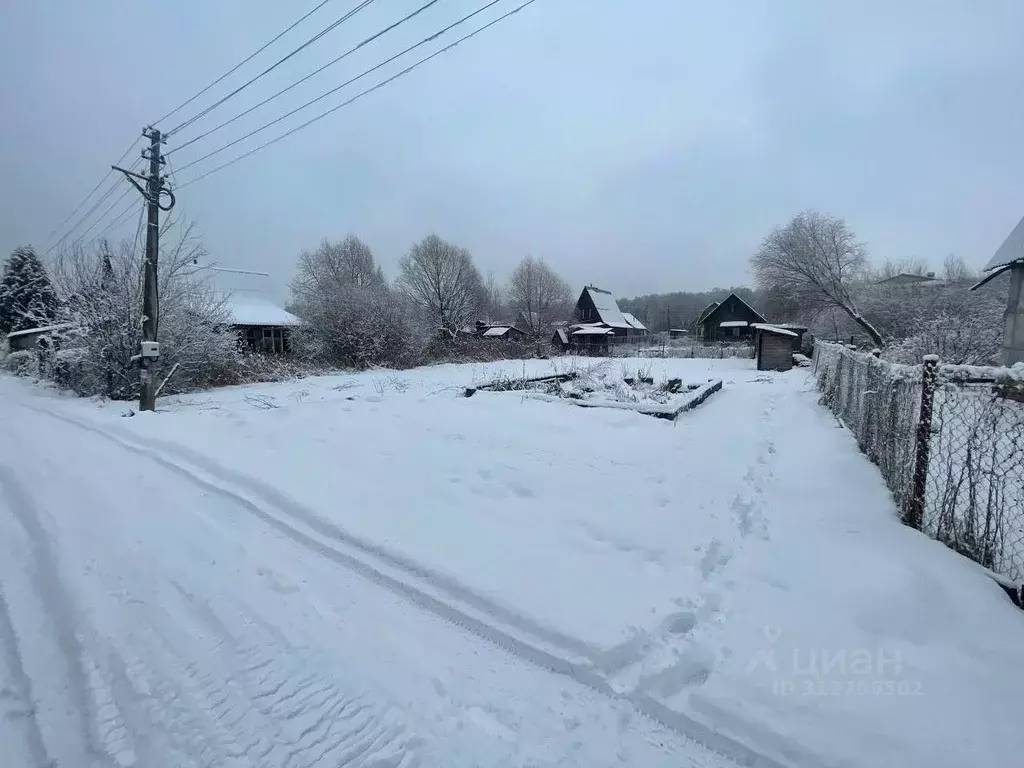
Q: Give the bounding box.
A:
[621,312,648,331]
[719,320,749,328]
[482,326,516,337]
[583,287,631,329]
[695,302,720,325]
[751,323,798,338]
[985,213,1024,271]
[552,328,569,344]
[572,326,615,336]
[874,272,938,285]
[223,294,301,327]
[669,328,689,333]
[6,322,77,340]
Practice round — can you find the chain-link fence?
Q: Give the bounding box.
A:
[813,341,1024,581]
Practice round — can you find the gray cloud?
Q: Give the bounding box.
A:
[2,0,1023,301]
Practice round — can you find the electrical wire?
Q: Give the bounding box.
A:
[152,0,338,127]
[177,0,538,190]
[75,184,137,247]
[165,0,380,138]
[44,137,142,251]
[168,0,442,156]
[174,0,509,175]
[46,175,127,255]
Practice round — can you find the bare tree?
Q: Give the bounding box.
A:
[506,255,572,336]
[942,253,974,283]
[291,236,384,303]
[396,235,483,335]
[288,235,410,367]
[478,271,505,321]
[751,211,882,346]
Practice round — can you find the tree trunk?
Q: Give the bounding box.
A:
[838,303,883,347]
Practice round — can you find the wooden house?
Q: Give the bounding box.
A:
[753,323,799,371]
[695,293,766,341]
[224,293,301,353]
[573,286,648,337]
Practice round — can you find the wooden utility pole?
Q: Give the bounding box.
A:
[113,127,174,411]
[140,128,162,411]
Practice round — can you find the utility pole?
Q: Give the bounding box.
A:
[114,127,174,411]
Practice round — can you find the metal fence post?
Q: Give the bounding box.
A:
[906,355,939,529]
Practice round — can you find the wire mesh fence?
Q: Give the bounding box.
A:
[569,335,755,359]
[813,341,1024,581]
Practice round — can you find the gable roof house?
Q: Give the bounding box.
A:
[573,286,648,337]
[695,293,766,342]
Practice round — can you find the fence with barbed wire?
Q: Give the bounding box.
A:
[813,341,1024,582]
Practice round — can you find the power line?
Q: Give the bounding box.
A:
[174,0,508,176]
[169,0,442,156]
[44,137,141,248]
[62,156,147,253]
[46,173,129,255]
[152,0,339,127]
[177,0,538,191]
[75,184,137,247]
[165,0,380,138]
[89,199,143,250]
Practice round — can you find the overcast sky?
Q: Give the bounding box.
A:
[2,0,1023,301]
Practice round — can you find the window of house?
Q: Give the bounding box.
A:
[261,327,286,354]
[732,327,740,338]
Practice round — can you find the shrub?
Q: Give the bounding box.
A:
[4,349,38,377]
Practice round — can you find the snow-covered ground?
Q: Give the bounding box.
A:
[1,356,1022,767]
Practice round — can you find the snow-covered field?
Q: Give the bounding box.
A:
[1,356,1022,767]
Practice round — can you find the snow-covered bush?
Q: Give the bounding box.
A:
[4,349,38,377]
[289,237,417,368]
[50,224,243,399]
[882,310,1002,366]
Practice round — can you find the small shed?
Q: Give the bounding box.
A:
[752,323,799,371]
[669,328,689,339]
[551,328,570,351]
[6,322,78,351]
[481,325,526,341]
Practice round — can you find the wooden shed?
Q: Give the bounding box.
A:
[752,323,799,371]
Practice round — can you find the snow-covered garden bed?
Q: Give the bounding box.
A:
[467,361,722,419]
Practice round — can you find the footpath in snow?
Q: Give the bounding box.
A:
[1,356,1023,767]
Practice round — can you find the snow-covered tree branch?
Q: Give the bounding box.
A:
[751,211,883,346]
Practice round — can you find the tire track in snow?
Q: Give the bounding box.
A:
[22,402,790,768]
[0,465,120,768]
[0,584,50,767]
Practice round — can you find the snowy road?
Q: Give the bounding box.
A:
[0,387,745,767]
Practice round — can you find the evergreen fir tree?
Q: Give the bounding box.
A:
[0,246,60,333]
